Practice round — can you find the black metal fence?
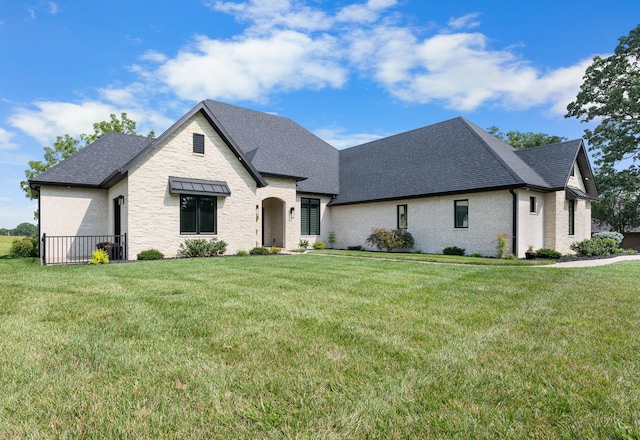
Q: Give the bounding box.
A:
[41,234,127,266]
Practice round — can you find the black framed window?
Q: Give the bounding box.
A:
[568,200,575,235]
[300,198,320,235]
[397,204,408,229]
[180,195,216,234]
[193,133,205,154]
[530,196,536,213]
[454,199,469,228]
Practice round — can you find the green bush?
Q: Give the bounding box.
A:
[88,248,109,265]
[366,228,414,252]
[9,236,39,258]
[269,246,281,254]
[137,249,164,260]
[313,241,326,250]
[496,233,509,258]
[179,238,228,257]
[570,237,618,257]
[443,246,465,256]
[298,239,310,250]
[327,232,336,248]
[534,248,562,259]
[470,252,482,258]
[249,247,270,255]
[592,231,624,244]
[236,250,249,256]
[347,245,364,251]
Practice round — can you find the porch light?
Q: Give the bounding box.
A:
[290,206,295,218]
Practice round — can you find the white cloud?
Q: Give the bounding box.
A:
[336,0,398,24]
[140,50,168,63]
[448,13,481,30]
[314,126,383,149]
[210,0,332,32]
[156,31,347,102]
[0,128,17,150]
[8,100,174,145]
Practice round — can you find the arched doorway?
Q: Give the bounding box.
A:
[262,197,285,248]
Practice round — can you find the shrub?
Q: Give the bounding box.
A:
[9,236,38,258]
[313,241,326,250]
[470,252,482,258]
[347,245,364,251]
[443,246,465,256]
[496,233,510,258]
[137,249,164,260]
[88,248,109,265]
[236,250,249,256]
[504,253,517,260]
[570,237,618,257]
[269,246,281,254]
[534,248,562,260]
[249,247,270,255]
[366,228,414,252]
[327,232,336,248]
[179,238,228,257]
[592,231,624,244]
[298,239,310,250]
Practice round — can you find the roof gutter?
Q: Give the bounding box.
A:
[509,187,518,256]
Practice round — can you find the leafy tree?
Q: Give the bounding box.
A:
[592,165,640,233]
[12,222,37,236]
[487,126,567,149]
[21,113,154,205]
[565,24,640,165]
[0,228,9,236]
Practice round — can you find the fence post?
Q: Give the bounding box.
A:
[41,233,46,266]
[124,233,128,261]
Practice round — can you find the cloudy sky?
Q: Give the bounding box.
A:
[1,0,639,228]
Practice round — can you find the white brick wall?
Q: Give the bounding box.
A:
[330,191,514,257]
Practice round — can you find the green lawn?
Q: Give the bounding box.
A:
[1,255,639,439]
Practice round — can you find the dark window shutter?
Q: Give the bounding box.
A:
[193,133,205,154]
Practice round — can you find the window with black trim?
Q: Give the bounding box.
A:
[397,204,408,229]
[193,133,205,154]
[454,199,469,228]
[300,198,320,235]
[568,200,575,235]
[180,195,216,234]
[530,196,536,213]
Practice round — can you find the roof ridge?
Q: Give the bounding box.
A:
[457,118,527,185]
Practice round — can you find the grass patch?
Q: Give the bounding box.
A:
[0,235,19,257]
[314,249,555,266]
[0,255,639,438]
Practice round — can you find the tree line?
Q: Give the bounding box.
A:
[0,222,37,237]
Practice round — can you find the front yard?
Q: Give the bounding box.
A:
[1,255,639,438]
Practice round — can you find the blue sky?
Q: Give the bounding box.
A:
[1,0,639,228]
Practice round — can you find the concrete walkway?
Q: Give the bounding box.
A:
[545,254,640,268]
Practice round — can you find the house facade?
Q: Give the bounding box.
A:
[30,100,598,263]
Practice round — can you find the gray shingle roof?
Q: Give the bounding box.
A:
[331,117,592,205]
[29,132,153,187]
[202,100,339,194]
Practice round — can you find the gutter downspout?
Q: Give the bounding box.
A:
[509,187,518,257]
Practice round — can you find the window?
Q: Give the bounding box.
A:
[397,204,408,229]
[300,198,320,235]
[193,133,205,154]
[530,196,536,213]
[568,200,575,235]
[180,195,216,234]
[454,199,469,228]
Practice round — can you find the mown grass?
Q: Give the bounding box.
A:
[314,248,554,265]
[1,255,639,439]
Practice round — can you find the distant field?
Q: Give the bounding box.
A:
[0,235,20,256]
[1,255,639,438]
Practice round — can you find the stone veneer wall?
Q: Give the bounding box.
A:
[127,112,259,258]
